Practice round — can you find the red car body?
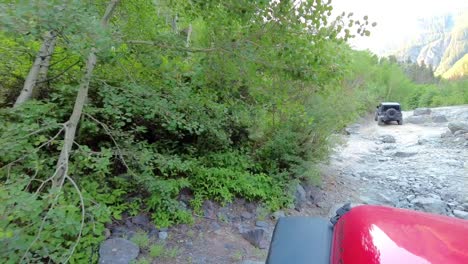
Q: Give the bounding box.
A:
[266,205,468,264]
[331,205,468,264]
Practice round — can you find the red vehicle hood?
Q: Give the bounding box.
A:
[331,205,468,264]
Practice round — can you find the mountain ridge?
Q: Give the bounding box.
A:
[392,11,468,79]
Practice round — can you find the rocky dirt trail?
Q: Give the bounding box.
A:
[331,105,468,217]
[99,106,468,264]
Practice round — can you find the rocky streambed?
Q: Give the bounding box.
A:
[333,105,468,218]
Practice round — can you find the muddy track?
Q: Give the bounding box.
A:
[327,105,468,217]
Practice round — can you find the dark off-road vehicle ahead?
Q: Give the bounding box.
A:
[375,102,403,125]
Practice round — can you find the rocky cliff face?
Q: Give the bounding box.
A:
[394,11,468,78]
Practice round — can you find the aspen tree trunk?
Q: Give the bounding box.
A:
[35,33,57,97]
[186,24,192,48]
[14,31,56,107]
[53,0,120,187]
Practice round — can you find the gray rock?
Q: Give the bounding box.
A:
[406,194,416,201]
[211,221,221,231]
[394,151,418,158]
[158,231,168,240]
[245,202,257,213]
[454,130,468,137]
[255,221,269,228]
[383,145,396,150]
[345,124,361,135]
[411,197,446,215]
[448,121,468,134]
[241,228,266,248]
[203,200,215,218]
[417,138,429,145]
[224,243,236,250]
[294,184,307,209]
[131,214,150,227]
[413,108,431,116]
[193,256,207,264]
[237,223,249,234]
[405,115,429,124]
[99,238,139,264]
[441,130,453,138]
[379,134,396,143]
[432,114,448,123]
[241,211,253,220]
[272,211,285,220]
[148,227,159,239]
[453,210,468,220]
[109,226,135,239]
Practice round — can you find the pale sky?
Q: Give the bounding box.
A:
[332,0,468,55]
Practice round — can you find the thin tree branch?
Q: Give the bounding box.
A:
[62,175,85,264]
[36,60,81,84]
[126,40,219,53]
[0,125,65,170]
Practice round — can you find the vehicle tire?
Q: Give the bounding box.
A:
[398,119,403,125]
[378,117,384,126]
[385,108,397,120]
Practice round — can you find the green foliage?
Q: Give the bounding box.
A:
[131,232,150,249]
[149,243,165,258]
[2,0,464,263]
[343,50,468,109]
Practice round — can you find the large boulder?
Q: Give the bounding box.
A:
[448,121,468,134]
[413,108,432,116]
[294,184,307,209]
[432,114,448,123]
[99,238,139,264]
[411,196,446,215]
[405,115,429,124]
[241,228,266,248]
[379,134,396,143]
[453,210,468,220]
